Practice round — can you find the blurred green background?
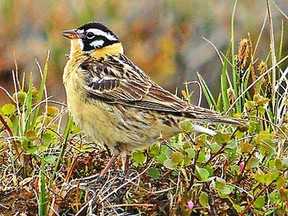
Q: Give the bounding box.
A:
[0,0,287,106]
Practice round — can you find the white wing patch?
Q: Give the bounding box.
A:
[87,77,120,93]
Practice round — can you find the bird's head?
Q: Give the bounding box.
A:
[63,22,123,56]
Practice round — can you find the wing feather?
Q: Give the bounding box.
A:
[80,55,221,120]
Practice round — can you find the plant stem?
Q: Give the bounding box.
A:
[0,114,21,162]
[50,116,73,183]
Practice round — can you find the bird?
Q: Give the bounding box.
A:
[62,22,245,175]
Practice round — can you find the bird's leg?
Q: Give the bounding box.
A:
[123,154,130,173]
[100,154,118,176]
[104,143,112,157]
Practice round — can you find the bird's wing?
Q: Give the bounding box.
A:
[80,56,220,120]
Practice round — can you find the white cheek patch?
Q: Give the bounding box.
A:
[90,40,104,48]
[87,29,118,41]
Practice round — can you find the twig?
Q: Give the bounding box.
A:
[240,167,288,216]
[184,81,202,106]
[0,114,21,162]
[104,203,154,209]
[272,1,288,19]
[0,86,16,103]
[205,182,217,216]
[99,162,152,203]
[203,144,227,167]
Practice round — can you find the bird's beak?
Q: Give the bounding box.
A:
[62,29,85,40]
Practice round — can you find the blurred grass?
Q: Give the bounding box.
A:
[0,0,287,106]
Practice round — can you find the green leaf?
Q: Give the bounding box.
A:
[276,176,285,189]
[149,144,161,157]
[225,140,236,150]
[42,132,53,146]
[220,60,230,112]
[230,165,240,173]
[25,130,38,141]
[204,165,214,176]
[157,152,167,164]
[268,169,279,182]
[179,120,193,132]
[254,169,279,184]
[171,152,184,164]
[246,157,259,169]
[1,104,16,115]
[197,72,216,108]
[163,159,176,170]
[215,132,231,144]
[32,55,49,128]
[147,167,160,180]
[198,149,209,163]
[210,143,221,153]
[39,157,48,215]
[132,151,146,164]
[157,145,171,163]
[27,146,37,154]
[253,172,266,184]
[161,145,172,156]
[185,148,195,159]
[47,106,59,116]
[13,91,27,104]
[25,73,34,131]
[183,156,191,166]
[254,94,270,106]
[254,196,265,209]
[256,131,275,144]
[246,100,256,110]
[199,192,209,207]
[196,166,209,181]
[269,191,277,203]
[258,106,265,114]
[44,155,57,164]
[71,123,81,134]
[233,203,244,213]
[275,159,282,170]
[50,116,73,182]
[240,142,253,153]
[215,177,226,188]
[215,178,233,195]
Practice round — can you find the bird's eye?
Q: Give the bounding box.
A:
[86,32,95,39]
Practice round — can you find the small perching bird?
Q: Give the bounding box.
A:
[62,22,244,175]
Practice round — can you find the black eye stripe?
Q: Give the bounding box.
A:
[86,32,95,39]
[77,22,120,52]
[83,35,119,51]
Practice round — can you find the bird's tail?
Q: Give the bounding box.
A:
[189,116,247,136]
[204,116,247,126]
[191,125,216,136]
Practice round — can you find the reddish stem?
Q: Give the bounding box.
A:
[0,114,21,161]
[240,167,288,215]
